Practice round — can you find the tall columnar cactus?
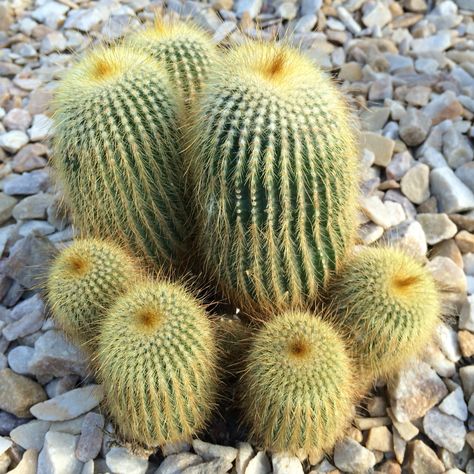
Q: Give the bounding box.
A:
[328,246,441,379]
[188,41,359,316]
[240,311,356,455]
[96,280,218,447]
[46,239,138,351]
[127,19,217,107]
[53,45,189,269]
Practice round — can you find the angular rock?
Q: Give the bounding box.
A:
[37,431,82,474]
[156,453,203,474]
[456,230,474,253]
[362,131,395,167]
[360,196,392,229]
[245,452,271,474]
[30,385,103,421]
[423,408,466,453]
[423,91,464,125]
[192,440,237,463]
[0,368,47,417]
[444,128,474,169]
[460,365,474,397]
[2,294,45,341]
[386,151,414,181]
[459,330,474,357]
[383,220,427,256]
[75,412,104,463]
[416,213,457,245]
[431,167,474,213]
[389,361,448,422]
[456,162,474,192]
[365,426,393,452]
[0,131,29,154]
[0,194,18,225]
[3,109,32,132]
[28,115,53,142]
[8,346,34,375]
[439,387,468,421]
[399,109,431,147]
[405,440,445,474]
[411,31,452,53]
[105,447,148,474]
[10,420,51,450]
[12,193,54,221]
[235,442,253,474]
[3,170,50,196]
[427,256,466,294]
[29,330,88,378]
[9,448,38,474]
[181,458,233,474]
[333,437,376,473]
[400,163,430,204]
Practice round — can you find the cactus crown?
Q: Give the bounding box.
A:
[96,280,218,447]
[241,311,355,455]
[188,41,359,315]
[46,239,138,350]
[329,246,441,378]
[128,18,217,101]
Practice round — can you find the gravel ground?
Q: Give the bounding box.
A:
[1,0,474,472]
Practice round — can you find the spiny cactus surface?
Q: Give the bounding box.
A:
[329,246,441,378]
[46,239,138,351]
[96,280,218,447]
[240,311,355,455]
[127,19,217,106]
[189,41,359,316]
[53,45,188,269]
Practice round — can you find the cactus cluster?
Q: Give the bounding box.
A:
[47,17,442,458]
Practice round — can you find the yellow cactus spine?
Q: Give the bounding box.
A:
[127,19,217,107]
[188,41,359,316]
[53,45,189,269]
[96,280,218,447]
[329,246,441,379]
[240,311,356,455]
[46,239,138,351]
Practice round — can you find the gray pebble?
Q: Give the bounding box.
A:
[431,167,474,213]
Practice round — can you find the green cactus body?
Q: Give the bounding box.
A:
[329,246,441,379]
[96,280,218,447]
[53,46,188,269]
[46,239,138,352]
[127,19,217,107]
[189,41,359,316]
[241,311,355,455]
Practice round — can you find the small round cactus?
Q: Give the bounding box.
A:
[240,311,356,455]
[53,45,188,270]
[328,246,441,378]
[96,280,218,447]
[188,41,359,316]
[46,239,138,351]
[127,18,217,107]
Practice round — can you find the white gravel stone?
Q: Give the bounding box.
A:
[30,385,104,421]
[460,296,474,331]
[411,31,452,53]
[156,453,203,474]
[235,442,253,474]
[435,323,461,362]
[235,0,262,18]
[423,408,466,453]
[29,330,88,378]
[333,437,376,473]
[400,163,430,204]
[37,431,83,474]
[0,436,12,455]
[28,115,53,142]
[439,386,468,421]
[181,458,232,473]
[0,131,29,154]
[105,447,148,474]
[416,213,457,245]
[192,440,237,463]
[389,361,448,422]
[360,196,392,229]
[245,452,271,474]
[75,412,104,462]
[10,420,51,451]
[399,109,432,147]
[362,2,392,28]
[271,453,304,474]
[431,167,474,213]
[444,128,474,169]
[7,346,34,375]
[384,220,428,256]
